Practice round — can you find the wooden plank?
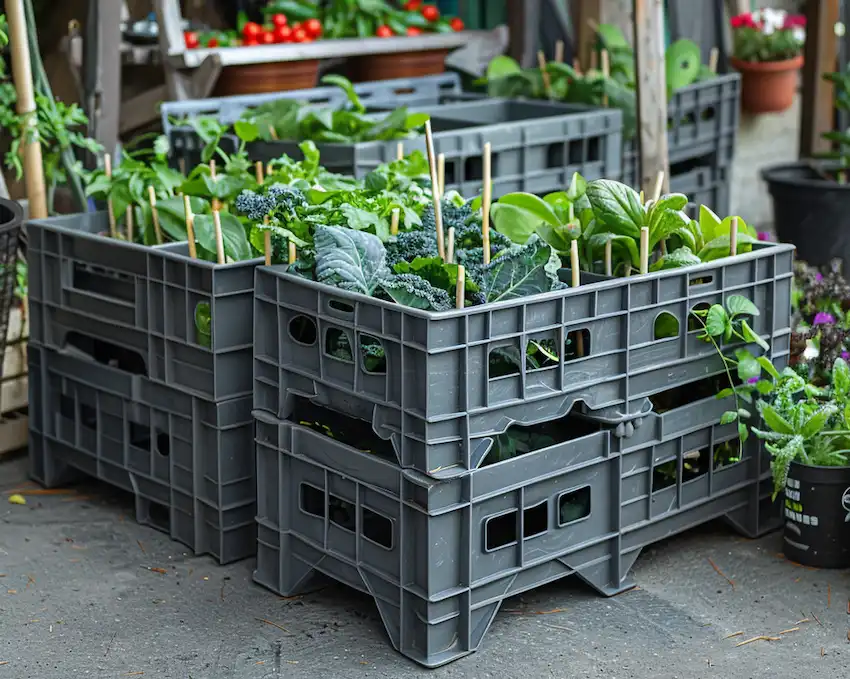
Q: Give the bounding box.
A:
[572,0,602,71]
[800,0,840,158]
[633,0,670,194]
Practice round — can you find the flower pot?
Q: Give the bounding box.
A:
[348,49,449,83]
[212,59,320,97]
[762,162,850,272]
[783,460,850,568]
[730,55,802,114]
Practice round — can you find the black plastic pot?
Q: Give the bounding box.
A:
[0,199,24,398]
[762,162,850,272]
[783,461,850,568]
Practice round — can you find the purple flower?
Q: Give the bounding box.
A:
[747,376,759,384]
[813,311,836,325]
[842,351,849,361]
[757,231,772,242]
[815,272,824,282]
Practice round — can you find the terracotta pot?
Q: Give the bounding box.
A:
[730,55,803,114]
[212,59,320,97]
[348,49,449,83]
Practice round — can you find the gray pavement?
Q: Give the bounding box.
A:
[1,450,848,679]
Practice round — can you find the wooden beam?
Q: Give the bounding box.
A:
[572,0,601,73]
[799,0,840,158]
[507,0,541,68]
[633,0,670,194]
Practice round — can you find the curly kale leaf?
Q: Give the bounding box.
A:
[479,237,564,303]
[385,229,440,266]
[314,225,389,295]
[393,256,479,294]
[378,273,453,311]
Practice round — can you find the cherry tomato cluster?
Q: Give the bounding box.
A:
[375,3,464,38]
[183,12,323,49]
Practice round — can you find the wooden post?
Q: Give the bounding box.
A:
[634,0,670,195]
[800,0,840,158]
[572,0,601,77]
[6,0,47,218]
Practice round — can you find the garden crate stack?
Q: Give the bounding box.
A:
[251,240,794,667]
[26,213,258,564]
[162,74,623,199]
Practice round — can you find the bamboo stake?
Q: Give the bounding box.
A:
[482,142,492,265]
[570,240,580,288]
[103,154,117,236]
[640,227,649,274]
[390,207,400,236]
[268,124,278,140]
[604,240,613,276]
[178,157,187,176]
[183,195,197,259]
[446,227,455,264]
[709,47,719,74]
[396,142,404,162]
[266,163,273,178]
[573,57,582,75]
[729,216,739,257]
[601,49,610,107]
[437,153,445,198]
[537,50,552,96]
[288,241,297,265]
[263,218,271,266]
[7,0,47,218]
[209,160,222,212]
[639,190,645,205]
[424,120,446,261]
[212,210,226,264]
[455,264,465,309]
[652,171,665,202]
[125,206,134,243]
[554,40,564,64]
[590,50,598,72]
[255,161,264,185]
[148,186,163,244]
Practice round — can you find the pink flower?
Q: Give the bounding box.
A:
[813,311,836,325]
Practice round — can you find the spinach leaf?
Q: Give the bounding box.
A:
[585,179,644,238]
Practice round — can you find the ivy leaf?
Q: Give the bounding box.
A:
[315,225,389,296]
[720,411,738,425]
[738,422,749,443]
[757,356,780,380]
[740,319,769,351]
[703,304,728,337]
[716,387,735,400]
[735,348,761,382]
[727,295,760,318]
[754,380,774,395]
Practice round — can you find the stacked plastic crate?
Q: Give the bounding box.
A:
[26,213,259,564]
[250,240,794,666]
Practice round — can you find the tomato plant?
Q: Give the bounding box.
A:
[304,18,322,38]
[292,27,308,42]
[376,25,393,38]
[184,31,199,49]
[404,0,423,9]
[406,26,421,36]
[273,25,292,43]
[271,14,288,28]
[242,21,262,39]
[450,17,464,31]
[260,30,276,44]
[421,5,439,21]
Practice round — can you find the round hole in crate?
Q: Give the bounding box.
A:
[653,311,680,340]
[288,315,317,346]
[156,431,170,457]
[360,335,386,374]
[688,302,712,332]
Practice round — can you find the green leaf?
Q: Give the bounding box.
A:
[486,55,523,80]
[490,194,561,245]
[756,356,780,380]
[585,179,644,238]
[648,208,690,250]
[720,411,738,425]
[340,205,389,241]
[405,113,430,131]
[566,172,588,202]
[740,319,769,351]
[698,204,723,243]
[192,212,252,262]
[716,388,735,400]
[703,304,728,337]
[698,233,759,261]
[739,421,749,443]
[233,120,259,143]
[480,237,557,303]
[649,246,702,271]
[320,74,366,113]
[727,295,760,318]
[735,349,761,382]
[314,225,390,296]
[754,380,774,395]
[761,404,795,435]
[801,407,836,438]
[833,357,850,397]
[844,402,850,430]
[393,256,478,295]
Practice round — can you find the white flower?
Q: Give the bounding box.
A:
[803,340,820,361]
[793,27,806,42]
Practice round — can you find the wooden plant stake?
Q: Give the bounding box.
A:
[601,49,610,107]
[482,142,492,265]
[570,240,585,357]
[212,210,226,264]
[709,47,719,74]
[455,264,465,309]
[590,50,598,72]
[652,171,665,202]
[178,157,187,176]
[183,195,197,259]
[396,142,404,162]
[266,163,273,178]
[555,40,565,64]
[268,124,278,140]
[437,153,445,198]
[104,154,117,237]
[537,50,552,97]
[125,206,134,243]
[148,186,164,244]
[209,159,222,212]
[446,226,456,264]
[424,120,446,260]
[639,190,645,205]
[390,208,400,236]
[288,241,297,265]
[639,226,650,274]
[729,217,739,257]
[255,161,264,185]
[604,240,613,276]
[573,57,582,75]
[263,218,272,266]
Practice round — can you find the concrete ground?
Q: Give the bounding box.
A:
[1,451,848,679]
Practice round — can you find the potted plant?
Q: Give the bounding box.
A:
[729,8,806,114]
[762,65,850,272]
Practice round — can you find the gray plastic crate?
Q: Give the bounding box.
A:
[622,73,741,189]
[28,343,255,564]
[252,399,776,667]
[164,73,465,169]
[27,212,262,402]
[237,98,623,199]
[253,241,794,479]
[671,164,731,219]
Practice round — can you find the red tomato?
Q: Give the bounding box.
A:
[376,25,394,38]
[292,27,308,42]
[273,25,292,43]
[183,31,199,49]
[450,17,464,31]
[421,5,439,21]
[207,37,219,48]
[242,21,262,39]
[243,38,259,46]
[271,14,288,28]
[260,30,276,44]
[406,26,422,36]
[404,0,423,9]
[304,18,322,38]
